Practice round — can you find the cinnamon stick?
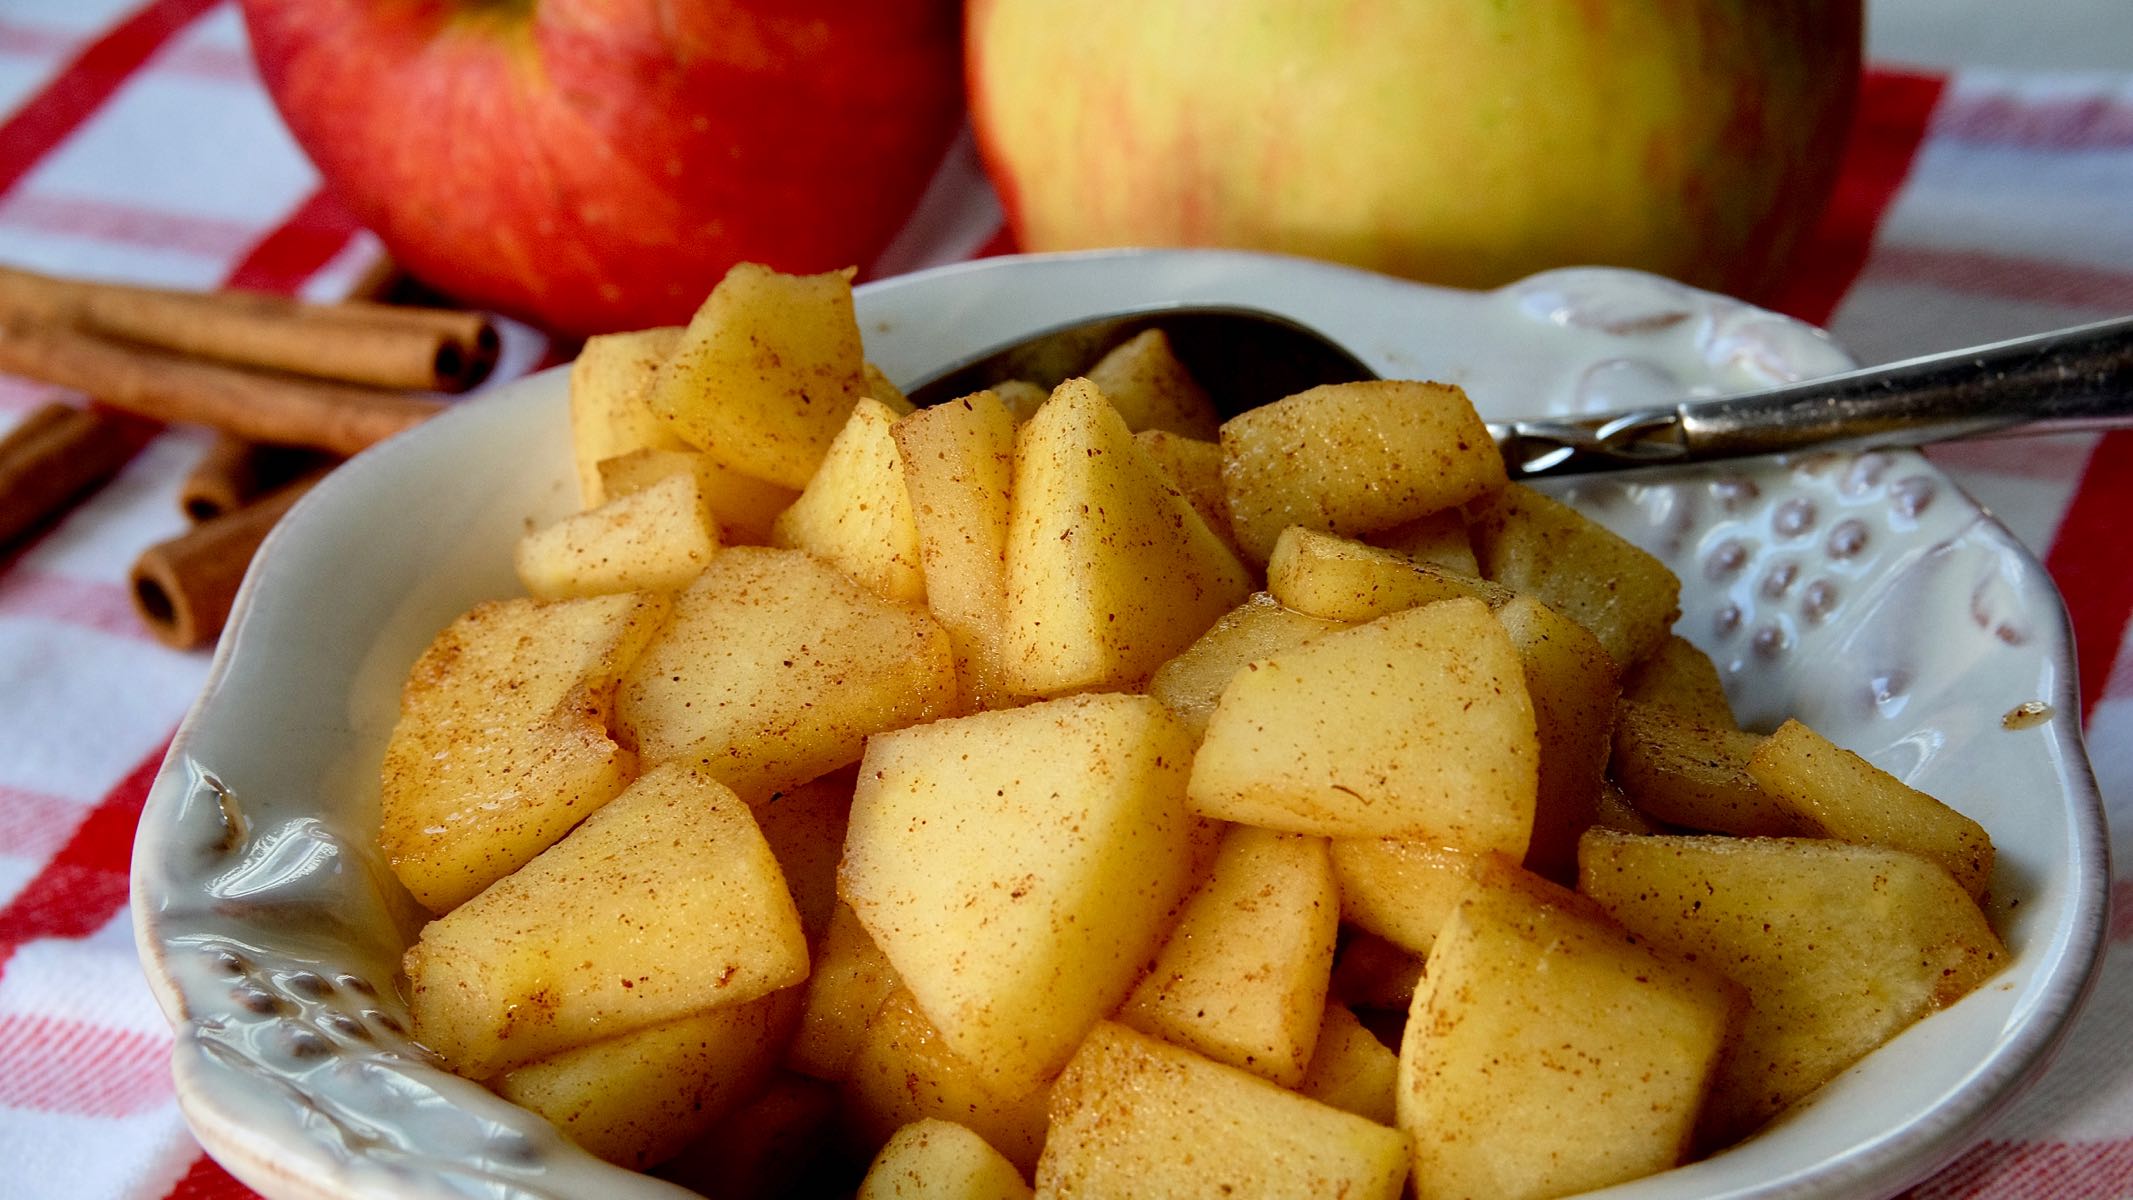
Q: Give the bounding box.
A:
[0,319,444,456]
[0,401,144,547]
[178,432,337,523]
[130,470,325,649]
[0,265,499,392]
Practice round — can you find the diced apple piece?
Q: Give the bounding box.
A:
[752,766,854,944]
[616,546,957,802]
[570,326,684,507]
[859,1119,1034,1200]
[379,591,667,913]
[1220,380,1505,563]
[1119,827,1339,1087]
[1085,328,1220,439]
[1036,1022,1407,1200]
[894,390,1022,709]
[1365,508,1478,575]
[1003,379,1253,695]
[1266,526,1513,623]
[1300,1004,1398,1127]
[789,902,902,1083]
[1188,597,1537,848]
[1398,861,1738,1200]
[1579,830,2008,1144]
[1133,428,1237,553]
[772,397,926,603]
[1328,837,1485,956]
[1468,483,1680,668]
[515,472,719,600]
[1592,778,1661,835]
[864,362,915,415]
[841,693,1198,1097]
[842,989,1053,1176]
[404,761,809,1077]
[493,987,801,1170]
[1496,595,1621,881]
[1612,702,1806,836]
[647,262,866,488]
[596,447,797,547]
[1748,719,1995,899]
[1622,633,1738,728]
[1146,593,1346,739]
[991,379,1050,423]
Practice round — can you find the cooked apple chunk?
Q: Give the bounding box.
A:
[616,546,957,802]
[569,325,684,507]
[893,389,1021,709]
[1299,1003,1398,1126]
[1133,428,1237,553]
[647,262,867,488]
[1002,378,1252,695]
[1398,860,1739,1200]
[379,590,667,913]
[404,761,809,1079]
[494,987,801,1170]
[1146,592,1346,739]
[771,397,926,604]
[1495,594,1620,881]
[1612,702,1806,836]
[514,472,720,600]
[1747,719,1995,899]
[840,693,1199,1098]
[596,447,796,547]
[1364,508,1478,574]
[1119,826,1339,1087]
[1036,1022,1408,1200]
[1084,327,1221,439]
[859,1118,1034,1200]
[1468,483,1680,668]
[842,989,1054,1177]
[1266,526,1513,623]
[1187,596,1537,848]
[1621,632,1738,728]
[788,902,901,1083]
[1328,836,1486,956]
[1578,830,2007,1144]
[1219,380,1505,563]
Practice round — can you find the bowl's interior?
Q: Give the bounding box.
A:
[133,250,2110,1200]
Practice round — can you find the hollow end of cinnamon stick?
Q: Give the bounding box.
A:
[432,321,502,392]
[179,434,338,523]
[130,472,323,649]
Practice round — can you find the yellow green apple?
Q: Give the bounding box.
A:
[965,0,1860,302]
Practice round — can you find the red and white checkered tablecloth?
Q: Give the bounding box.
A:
[1,2,2129,1197]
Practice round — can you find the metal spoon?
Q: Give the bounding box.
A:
[903,306,2133,480]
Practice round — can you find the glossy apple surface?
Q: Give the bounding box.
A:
[966,0,1859,303]
[243,0,963,336]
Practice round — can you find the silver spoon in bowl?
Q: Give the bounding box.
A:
[903,306,2133,480]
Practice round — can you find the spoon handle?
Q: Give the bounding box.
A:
[1492,314,2133,478]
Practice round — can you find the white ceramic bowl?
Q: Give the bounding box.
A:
[133,250,2110,1200]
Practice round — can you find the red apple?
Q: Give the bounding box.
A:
[241,0,963,337]
[967,0,1859,304]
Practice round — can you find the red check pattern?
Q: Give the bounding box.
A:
[0,4,2128,1197]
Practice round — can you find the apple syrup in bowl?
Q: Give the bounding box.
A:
[135,250,2107,1200]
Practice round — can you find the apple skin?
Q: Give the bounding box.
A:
[966,1,1860,304]
[241,0,963,337]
